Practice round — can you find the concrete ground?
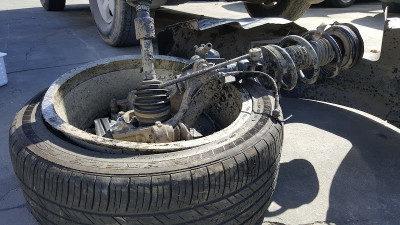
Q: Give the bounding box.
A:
[0,0,399,224]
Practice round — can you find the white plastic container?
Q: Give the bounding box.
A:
[0,52,7,86]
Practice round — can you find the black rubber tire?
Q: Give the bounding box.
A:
[89,0,138,47]
[40,0,66,11]
[244,0,310,21]
[325,0,355,8]
[9,80,283,225]
[382,2,400,13]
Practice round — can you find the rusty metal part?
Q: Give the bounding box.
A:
[303,31,343,78]
[164,65,225,128]
[228,70,282,119]
[133,4,156,79]
[98,22,364,144]
[264,45,298,90]
[175,122,193,141]
[111,120,174,143]
[325,23,364,70]
[133,79,171,125]
[162,51,283,126]
[160,54,250,88]
[283,13,400,128]
[194,43,220,58]
[160,23,363,93]
[128,1,172,126]
[279,35,321,86]
[110,118,192,143]
[258,23,362,90]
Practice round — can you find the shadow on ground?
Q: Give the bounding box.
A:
[266,159,319,216]
[351,12,384,30]
[264,98,400,224]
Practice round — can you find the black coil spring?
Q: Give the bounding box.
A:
[260,23,363,91]
[133,79,171,126]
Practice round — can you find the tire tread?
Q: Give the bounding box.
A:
[9,82,283,224]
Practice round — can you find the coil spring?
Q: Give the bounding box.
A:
[260,23,363,91]
[133,79,171,126]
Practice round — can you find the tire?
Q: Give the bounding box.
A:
[40,0,66,11]
[89,0,138,47]
[9,80,283,225]
[382,2,400,13]
[244,0,310,21]
[325,0,355,8]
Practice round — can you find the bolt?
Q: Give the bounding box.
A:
[249,48,262,62]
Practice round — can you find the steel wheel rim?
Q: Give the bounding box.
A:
[96,0,115,24]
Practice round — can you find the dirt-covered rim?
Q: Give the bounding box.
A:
[42,55,254,153]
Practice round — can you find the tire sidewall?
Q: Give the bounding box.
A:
[245,0,310,21]
[89,0,135,45]
[40,0,66,11]
[40,0,49,10]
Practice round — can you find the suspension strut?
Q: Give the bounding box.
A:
[263,22,364,90]
[127,0,171,126]
[160,22,363,93]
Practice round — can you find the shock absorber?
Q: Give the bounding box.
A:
[127,0,171,126]
[260,23,364,91]
[160,23,364,94]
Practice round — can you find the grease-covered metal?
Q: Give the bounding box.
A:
[101,22,364,144]
[80,0,365,144]
[160,23,363,92]
[284,14,400,127]
[129,1,172,126]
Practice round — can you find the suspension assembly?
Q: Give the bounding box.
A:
[160,23,363,91]
[94,1,364,143]
[128,0,172,126]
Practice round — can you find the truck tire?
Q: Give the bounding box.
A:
[325,0,355,8]
[9,80,283,225]
[89,0,138,46]
[244,0,310,21]
[40,0,66,11]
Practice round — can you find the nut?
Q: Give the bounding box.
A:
[249,48,262,62]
